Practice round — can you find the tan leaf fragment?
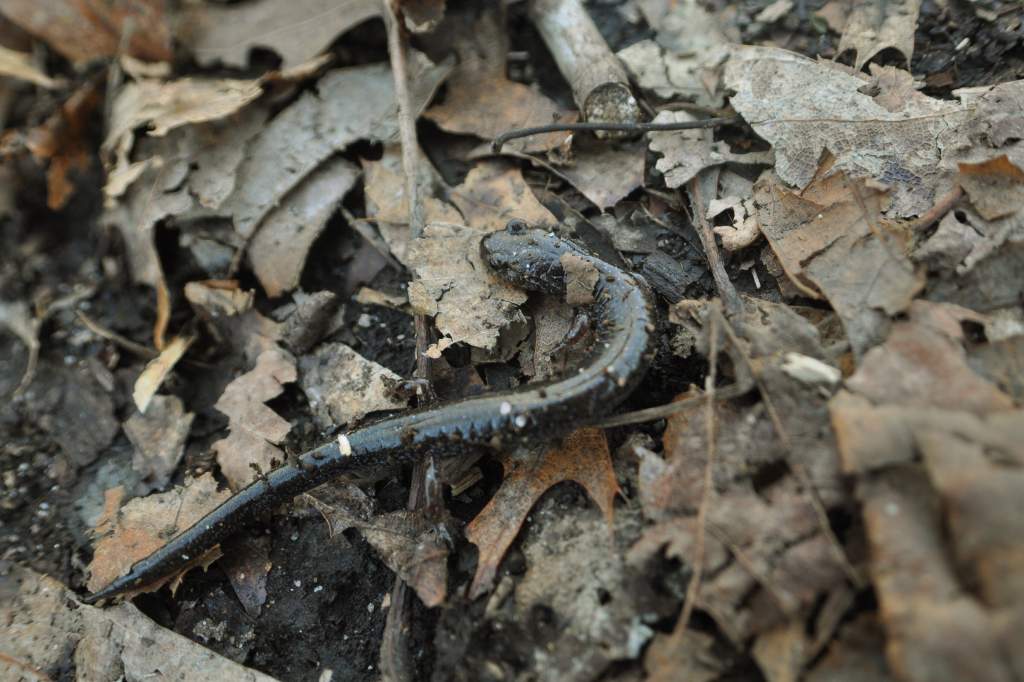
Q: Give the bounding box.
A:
[87,474,232,598]
[837,0,922,71]
[649,110,771,189]
[465,428,620,599]
[181,0,380,69]
[219,536,272,617]
[124,394,194,491]
[213,349,297,489]
[754,165,923,355]
[249,157,360,297]
[132,335,194,414]
[710,195,760,250]
[2,564,277,681]
[559,141,646,209]
[0,44,60,88]
[298,342,409,430]
[449,161,556,231]
[407,222,528,351]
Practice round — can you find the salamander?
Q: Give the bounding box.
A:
[83,220,655,604]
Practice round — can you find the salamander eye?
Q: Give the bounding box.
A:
[506,219,528,235]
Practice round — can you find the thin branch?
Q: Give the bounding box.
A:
[594,383,747,428]
[686,172,743,315]
[491,116,740,152]
[673,301,721,637]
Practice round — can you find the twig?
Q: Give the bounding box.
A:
[673,301,721,637]
[380,3,435,679]
[491,117,738,152]
[528,0,639,128]
[717,315,865,588]
[77,311,156,359]
[686,171,743,315]
[907,185,963,233]
[594,383,747,428]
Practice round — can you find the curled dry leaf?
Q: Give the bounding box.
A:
[132,334,193,414]
[0,0,172,64]
[754,163,923,356]
[249,157,361,298]
[465,427,620,599]
[2,564,278,681]
[298,342,410,430]
[406,222,528,352]
[0,44,59,88]
[124,393,194,492]
[213,348,297,490]
[87,474,232,598]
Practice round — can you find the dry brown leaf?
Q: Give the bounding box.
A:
[298,342,409,430]
[837,0,922,71]
[132,334,193,414]
[465,427,620,599]
[124,394,194,492]
[449,160,556,231]
[249,157,360,297]
[619,39,729,108]
[957,155,1024,221]
[560,141,646,209]
[1,564,278,681]
[805,614,897,682]
[213,348,297,489]
[844,300,1014,413]
[754,164,923,355]
[0,44,59,88]
[724,46,971,217]
[406,222,528,352]
[184,279,254,319]
[649,110,771,189]
[87,474,232,597]
[181,0,380,69]
[0,0,172,64]
[425,69,574,153]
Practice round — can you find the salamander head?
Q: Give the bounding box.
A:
[481,220,571,295]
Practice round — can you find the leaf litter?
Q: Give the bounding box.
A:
[2,0,1023,680]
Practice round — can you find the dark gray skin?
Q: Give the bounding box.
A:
[83,220,655,604]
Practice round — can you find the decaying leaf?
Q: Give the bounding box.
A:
[181,0,380,69]
[649,110,771,189]
[754,163,923,355]
[466,428,620,599]
[837,0,922,71]
[0,0,172,64]
[124,394,194,492]
[220,536,272,617]
[87,474,231,598]
[298,342,410,430]
[2,564,278,681]
[618,39,728,108]
[406,222,528,352]
[724,46,971,217]
[212,348,297,489]
[132,334,193,414]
